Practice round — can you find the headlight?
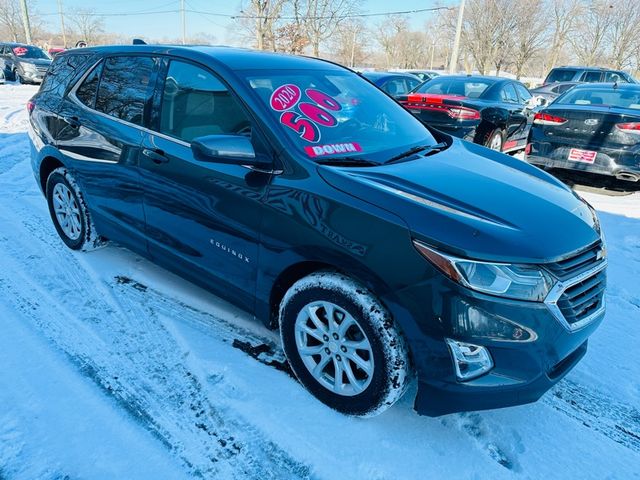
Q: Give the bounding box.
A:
[413,240,555,301]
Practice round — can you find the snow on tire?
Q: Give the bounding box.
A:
[46,167,106,251]
[279,271,411,417]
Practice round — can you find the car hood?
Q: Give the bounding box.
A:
[17,58,51,67]
[318,138,600,264]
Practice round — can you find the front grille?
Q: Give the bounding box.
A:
[545,241,603,279]
[557,269,606,326]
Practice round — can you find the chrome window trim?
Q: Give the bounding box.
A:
[66,56,280,175]
[544,260,607,331]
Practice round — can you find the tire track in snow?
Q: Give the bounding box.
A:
[0,187,313,479]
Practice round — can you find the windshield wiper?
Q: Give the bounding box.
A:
[315,157,378,167]
[384,142,448,165]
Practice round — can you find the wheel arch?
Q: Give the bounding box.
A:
[39,155,65,193]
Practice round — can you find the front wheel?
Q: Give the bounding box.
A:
[279,272,411,417]
[46,167,106,251]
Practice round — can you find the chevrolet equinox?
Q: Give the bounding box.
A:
[29,46,607,416]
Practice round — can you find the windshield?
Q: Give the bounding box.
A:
[545,69,577,84]
[241,69,435,162]
[413,77,494,98]
[555,88,640,109]
[12,45,50,60]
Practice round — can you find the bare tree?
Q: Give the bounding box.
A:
[376,15,408,69]
[546,0,581,69]
[69,8,104,44]
[330,19,369,67]
[273,0,307,53]
[607,0,640,70]
[239,0,286,51]
[303,0,357,57]
[0,0,27,42]
[512,0,547,78]
[570,0,614,66]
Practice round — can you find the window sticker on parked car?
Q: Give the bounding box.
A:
[271,86,343,145]
[304,142,362,157]
[13,47,28,56]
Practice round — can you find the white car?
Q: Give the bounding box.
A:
[0,69,5,84]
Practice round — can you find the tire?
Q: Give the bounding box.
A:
[45,167,106,251]
[279,271,411,417]
[485,129,504,152]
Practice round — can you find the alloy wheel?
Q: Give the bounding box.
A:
[294,301,374,396]
[52,183,82,241]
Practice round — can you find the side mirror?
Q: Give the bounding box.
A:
[191,135,256,163]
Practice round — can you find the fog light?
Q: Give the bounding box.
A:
[445,339,494,381]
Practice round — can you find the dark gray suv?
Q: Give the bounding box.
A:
[544,66,636,85]
[0,43,51,84]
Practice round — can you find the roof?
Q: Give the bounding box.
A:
[433,74,509,83]
[60,44,344,71]
[361,71,420,80]
[555,66,623,72]
[571,82,640,90]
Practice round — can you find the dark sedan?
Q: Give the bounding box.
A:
[360,71,422,98]
[0,43,52,84]
[529,82,579,103]
[396,75,536,153]
[526,83,640,183]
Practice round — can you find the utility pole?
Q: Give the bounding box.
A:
[430,40,435,70]
[19,0,32,44]
[181,0,186,45]
[448,0,465,74]
[57,0,67,47]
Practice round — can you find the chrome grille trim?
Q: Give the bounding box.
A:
[544,260,607,331]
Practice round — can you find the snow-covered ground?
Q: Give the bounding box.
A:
[1,83,638,479]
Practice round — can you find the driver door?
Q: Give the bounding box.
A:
[139,58,274,311]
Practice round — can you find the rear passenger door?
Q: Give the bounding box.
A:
[139,58,274,311]
[580,71,604,83]
[56,55,158,252]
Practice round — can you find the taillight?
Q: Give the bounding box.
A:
[533,112,567,125]
[448,107,480,120]
[26,100,35,114]
[525,143,532,155]
[616,122,640,133]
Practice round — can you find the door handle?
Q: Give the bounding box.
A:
[64,116,80,129]
[142,148,169,164]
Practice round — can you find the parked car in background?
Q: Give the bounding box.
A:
[529,82,579,103]
[406,70,441,82]
[0,68,5,84]
[397,75,537,152]
[48,47,66,57]
[360,71,422,98]
[544,66,636,85]
[527,83,640,183]
[0,43,51,84]
[29,45,606,418]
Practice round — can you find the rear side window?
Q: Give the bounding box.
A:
[382,78,411,96]
[545,69,577,83]
[94,56,155,126]
[75,60,103,108]
[556,83,575,94]
[603,71,625,83]
[159,60,251,142]
[580,71,603,82]
[40,53,91,95]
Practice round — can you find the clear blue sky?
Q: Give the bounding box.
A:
[38,0,454,44]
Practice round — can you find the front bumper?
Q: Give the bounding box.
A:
[19,68,45,83]
[527,140,640,179]
[387,265,605,417]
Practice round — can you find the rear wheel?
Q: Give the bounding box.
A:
[46,167,106,251]
[279,272,411,417]
[486,129,504,151]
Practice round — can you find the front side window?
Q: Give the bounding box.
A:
[159,60,251,143]
[242,68,435,162]
[501,84,519,103]
[94,56,155,126]
[514,83,532,103]
[382,78,410,96]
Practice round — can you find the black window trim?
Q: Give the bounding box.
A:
[68,53,163,135]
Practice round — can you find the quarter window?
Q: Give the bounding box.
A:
[159,60,251,142]
[94,56,155,126]
[75,60,103,108]
[514,83,532,103]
